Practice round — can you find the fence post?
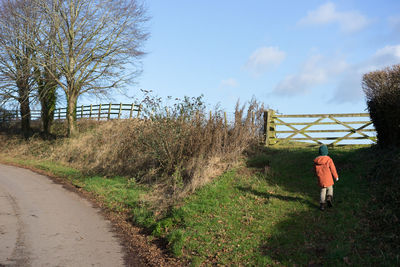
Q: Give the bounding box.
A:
[118,103,122,119]
[98,104,102,120]
[129,103,134,119]
[264,109,276,146]
[89,104,93,119]
[264,110,269,146]
[137,105,142,118]
[107,103,112,120]
[81,105,83,119]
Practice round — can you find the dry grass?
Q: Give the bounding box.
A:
[1,97,264,210]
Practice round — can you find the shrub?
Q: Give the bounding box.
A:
[44,95,265,209]
[362,64,400,147]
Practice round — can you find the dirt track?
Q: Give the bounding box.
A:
[0,164,125,266]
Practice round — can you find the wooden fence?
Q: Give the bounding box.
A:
[264,109,376,146]
[0,103,142,123]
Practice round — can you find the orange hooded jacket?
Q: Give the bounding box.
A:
[314,155,338,188]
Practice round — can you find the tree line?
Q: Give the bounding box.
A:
[0,0,148,137]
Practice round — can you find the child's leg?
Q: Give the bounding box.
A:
[320,187,327,203]
[327,186,333,198]
[326,186,333,207]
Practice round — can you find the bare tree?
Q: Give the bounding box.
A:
[35,0,148,136]
[0,0,38,138]
[33,59,59,136]
[32,9,60,136]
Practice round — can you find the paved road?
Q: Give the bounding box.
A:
[0,164,125,266]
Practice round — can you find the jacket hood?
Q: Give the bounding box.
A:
[314,156,330,165]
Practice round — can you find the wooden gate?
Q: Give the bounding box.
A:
[264,109,376,146]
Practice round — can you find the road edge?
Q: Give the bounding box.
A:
[0,157,184,267]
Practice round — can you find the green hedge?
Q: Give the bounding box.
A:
[362,64,400,148]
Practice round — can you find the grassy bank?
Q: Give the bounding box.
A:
[2,141,398,266]
[148,145,377,266]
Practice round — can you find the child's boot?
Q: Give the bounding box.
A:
[326,195,333,208]
[319,203,326,211]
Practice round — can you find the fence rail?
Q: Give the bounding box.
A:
[0,103,142,123]
[264,110,376,146]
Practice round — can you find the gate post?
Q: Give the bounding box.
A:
[264,109,276,146]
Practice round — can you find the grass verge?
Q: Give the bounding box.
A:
[149,145,379,266]
[0,155,149,214]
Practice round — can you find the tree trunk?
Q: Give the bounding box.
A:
[40,85,56,135]
[18,96,32,139]
[17,80,32,138]
[66,93,78,137]
[34,60,58,136]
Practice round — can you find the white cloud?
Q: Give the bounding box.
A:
[374,45,400,61]
[273,44,400,102]
[220,78,239,88]
[298,2,369,33]
[245,46,286,76]
[299,2,337,25]
[354,45,400,75]
[331,44,400,103]
[273,54,348,96]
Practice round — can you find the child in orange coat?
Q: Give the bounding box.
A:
[314,144,339,211]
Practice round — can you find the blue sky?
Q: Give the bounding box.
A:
[119,0,400,114]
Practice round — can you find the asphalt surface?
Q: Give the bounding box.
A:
[0,164,125,266]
